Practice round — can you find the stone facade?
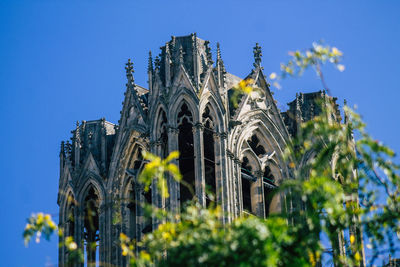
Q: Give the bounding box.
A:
[57,34,342,266]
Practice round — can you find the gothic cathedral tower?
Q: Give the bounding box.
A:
[57,34,341,266]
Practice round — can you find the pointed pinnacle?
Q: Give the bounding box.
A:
[148,51,153,73]
[154,56,160,71]
[253,43,262,67]
[216,42,221,61]
[179,45,184,65]
[125,59,134,74]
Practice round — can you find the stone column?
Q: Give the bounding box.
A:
[254,170,265,217]
[99,202,107,267]
[167,126,179,214]
[218,132,231,223]
[135,184,145,248]
[75,203,84,267]
[227,150,237,220]
[192,123,205,207]
[234,157,242,217]
[150,140,163,230]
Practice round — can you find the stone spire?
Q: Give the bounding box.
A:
[191,33,199,87]
[204,40,213,66]
[60,141,65,176]
[178,45,184,65]
[253,43,262,68]
[124,59,147,121]
[154,56,160,72]
[147,50,153,73]
[215,42,226,88]
[164,44,171,87]
[74,121,81,169]
[125,58,134,82]
[148,51,153,93]
[60,141,65,158]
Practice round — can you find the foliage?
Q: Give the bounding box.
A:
[230,78,256,108]
[139,150,182,199]
[23,213,57,246]
[23,213,84,265]
[269,42,345,94]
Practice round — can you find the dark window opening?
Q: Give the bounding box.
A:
[159,110,168,159]
[66,195,75,238]
[178,103,195,207]
[203,107,216,207]
[263,166,276,217]
[241,157,253,213]
[263,184,275,217]
[263,166,275,183]
[133,147,143,171]
[248,134,266,157]
[142,185,152,234]
[127,184,136,239]
[83,187,100,267]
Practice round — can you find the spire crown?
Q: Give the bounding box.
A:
[178,45,185,65]
[154,56,160,71]
[125,59,134,81]
[148,51,153,73]
[253,43,262,67]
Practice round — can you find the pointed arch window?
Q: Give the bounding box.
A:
[83,186,100,267]
[263,165,276,217]
[65,193,75,239]
[241,156,256,214]
[177,103,195,207]
[126,182,136,240]
[159,110,169,159]
[202,106,216,207]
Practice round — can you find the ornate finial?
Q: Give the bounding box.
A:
[147,51,153,73]
[125,59,134,74]
[170,36,176,49]
[60,141,65,156]
[179,45,184,65]
[165,42,171,57]
[216,42,222,61]
[65,140,72,156]
[191,33,198,49]
[204,40,213,66]
[75,121,81,142]
[125,59,134,82]
[253,43,262,67]
[295,93,301,110]
[154,56,160,71]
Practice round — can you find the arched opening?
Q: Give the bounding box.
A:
[159,110,168,159]
[263,165,276,217]
[83,186,100,267]
[202,106,216,207]
[126,182,136,239]
[132,146,152,235]
[241,156,256,214]
[65,193,76,267]
[177,103,195,207]
[65,193,75,238]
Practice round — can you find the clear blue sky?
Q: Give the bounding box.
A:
[1,0,399,266]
